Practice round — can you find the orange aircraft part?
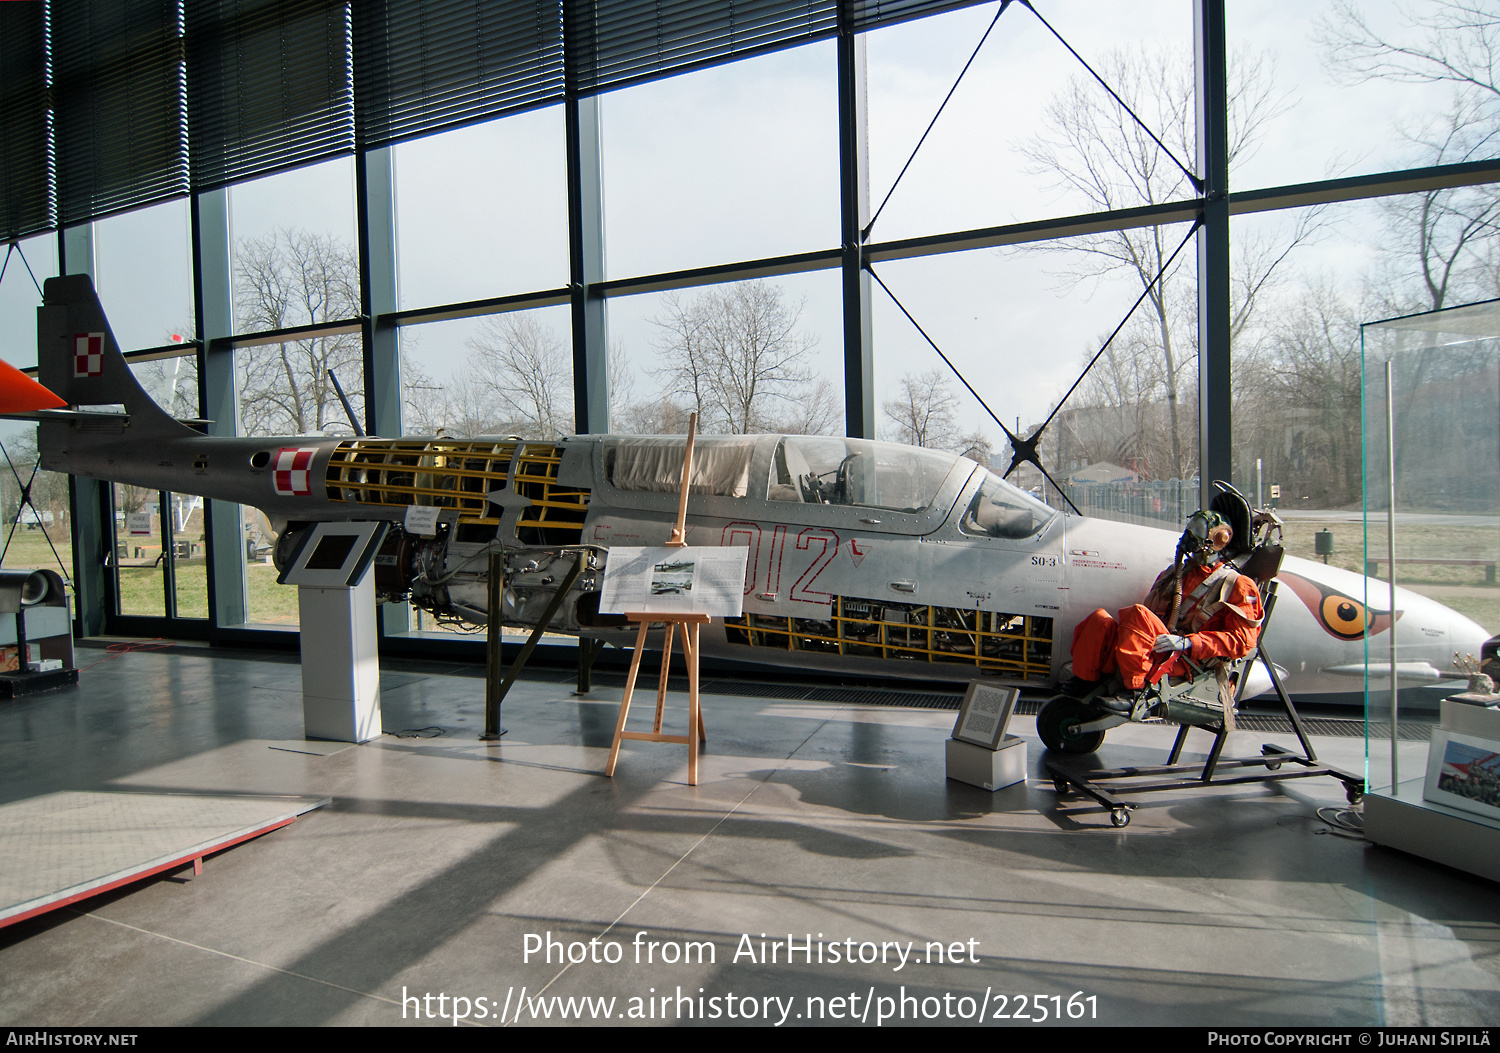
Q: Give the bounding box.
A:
[0,359,65,412]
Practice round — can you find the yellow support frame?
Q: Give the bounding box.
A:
[324,439,589,539]
[512,445,589,541]
[726,597,1053,680]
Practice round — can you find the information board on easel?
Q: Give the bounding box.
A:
[598,413,748,785]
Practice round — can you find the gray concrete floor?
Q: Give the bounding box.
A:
[0,645,1496,1027]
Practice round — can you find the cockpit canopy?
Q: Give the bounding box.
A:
[958,470,1057,538]
[768,435,966,513]
[601,433,1057,538]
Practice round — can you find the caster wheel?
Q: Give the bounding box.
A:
[1111,807,1131,828]
[1036,696,1106,754]
[1052,777,1071,796]
[1266,762,1282,771]
[1346,785,1364,805]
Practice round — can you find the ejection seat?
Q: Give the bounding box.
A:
[1035,482,1364,827]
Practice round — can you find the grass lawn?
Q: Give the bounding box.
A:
[1277,517,1498,634]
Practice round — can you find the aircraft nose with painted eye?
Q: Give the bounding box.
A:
[1269,558,1492,698]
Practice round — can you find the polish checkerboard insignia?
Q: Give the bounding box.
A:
[273,447,317,497]
[73,333,104,377]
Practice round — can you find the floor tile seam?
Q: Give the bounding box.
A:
[510,710,843,1021]
[71,908,404,1014]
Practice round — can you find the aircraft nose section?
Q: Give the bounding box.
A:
[1441,605,1494,672]
[1391,586,1492,681]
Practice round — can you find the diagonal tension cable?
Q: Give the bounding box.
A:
[1,240,46,298]
[865,264,1083,514]
[1020,1,1202,193]
[0,442,71,582]
[1035,218,1201,436]
[867,216,1201,516]
[863,0,1012,241]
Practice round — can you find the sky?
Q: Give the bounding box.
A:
[0,0,1469,460]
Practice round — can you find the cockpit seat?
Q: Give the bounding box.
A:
[966,497,1034,538]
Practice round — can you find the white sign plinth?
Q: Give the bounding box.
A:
[945,735,1026,791]
[298,571,381,743]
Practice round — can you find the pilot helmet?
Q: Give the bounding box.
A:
[1180,509,1232,565]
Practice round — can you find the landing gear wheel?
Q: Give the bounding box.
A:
[1111,807,1131,828]
[1036,696,1106,754]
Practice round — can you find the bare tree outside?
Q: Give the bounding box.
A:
[234,228,364,436]
[1020,45,1307,481]
[1232,282,1365,506]
[880,368,996,466]
[135,354,199,421]
[1318,0,1500,99]
[883,368,959,448]
[401,317,573,439]
[1320,2,1500,312]
[648,280,830,434]
[466,313,572,438]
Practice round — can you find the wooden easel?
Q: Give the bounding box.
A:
[604,413,709,785]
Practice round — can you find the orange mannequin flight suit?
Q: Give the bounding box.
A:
[1070,558,1264,690]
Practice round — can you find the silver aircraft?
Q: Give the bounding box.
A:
[16,275,1491,700]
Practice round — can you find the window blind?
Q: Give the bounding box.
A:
[0,2,55,238]
[354,0,565,149]
[186,0,353,190]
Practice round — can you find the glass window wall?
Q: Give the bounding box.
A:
[1228,1,1480,191]
[0,234,56,372]
[400,306,574,438]
[93,199,193,352]
[865,1,1191,244]
[606,271,843,436]
[600,44,839,279]
[394,107,569,309]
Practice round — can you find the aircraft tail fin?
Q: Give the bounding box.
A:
[37,274,197,437]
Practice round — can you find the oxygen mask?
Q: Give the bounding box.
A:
[1179,509,1232,567]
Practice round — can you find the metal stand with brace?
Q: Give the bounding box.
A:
[1039,484,1364,827]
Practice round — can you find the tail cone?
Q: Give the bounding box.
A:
[0,359,64,413]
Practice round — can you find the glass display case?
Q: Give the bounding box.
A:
[1360,300,1500,880]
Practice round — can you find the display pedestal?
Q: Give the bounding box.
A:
[1364,778,1500,883]
[945,735,1026,791]
[297,574,381,743]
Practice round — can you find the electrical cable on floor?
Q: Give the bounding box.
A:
[386,726,445,738]
[76,639,175,671]
[1314,805,1365,839]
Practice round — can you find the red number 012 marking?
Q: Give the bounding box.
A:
[790,528,839,604]
[720,522,761,595]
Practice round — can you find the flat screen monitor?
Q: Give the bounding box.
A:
[277,521,390,587]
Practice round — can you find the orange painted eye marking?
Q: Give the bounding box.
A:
[1279,571,1400,641]
[1320,594,1372,639]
